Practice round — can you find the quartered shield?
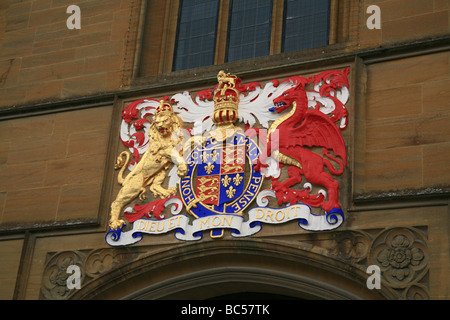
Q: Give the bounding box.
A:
[179,130,264,238]
[196,135,246,207]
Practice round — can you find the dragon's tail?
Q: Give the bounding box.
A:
[322,148,345,175]
[115,151,131,185]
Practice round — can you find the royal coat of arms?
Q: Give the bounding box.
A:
[106,69,350,246]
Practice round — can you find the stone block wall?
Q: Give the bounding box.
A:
[0,106,113,229]
[0,0,140,108]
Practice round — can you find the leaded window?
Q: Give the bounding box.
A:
[173,0,220,71]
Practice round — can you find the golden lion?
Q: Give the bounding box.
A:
[109,99,188,230]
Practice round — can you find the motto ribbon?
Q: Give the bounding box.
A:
[105,203,344,246]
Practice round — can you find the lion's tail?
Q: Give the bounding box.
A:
[115,151,131,185]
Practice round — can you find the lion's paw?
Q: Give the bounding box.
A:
[109,219,126,230]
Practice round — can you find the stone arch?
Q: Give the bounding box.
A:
[71,239,393,300]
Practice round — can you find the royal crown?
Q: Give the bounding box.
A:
[213,70,240,126]
[155,98,173,116]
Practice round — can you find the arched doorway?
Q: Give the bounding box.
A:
[71,239,391,300]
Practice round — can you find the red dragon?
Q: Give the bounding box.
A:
[254,69,349,213]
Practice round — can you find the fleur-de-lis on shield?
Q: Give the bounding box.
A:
[233,174,243,186]
[226,186,236,199]
[205,162,214,174]
[200,152,209,163]
[210,149,219,162]
[221,174,231,187]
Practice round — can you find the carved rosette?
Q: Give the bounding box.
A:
[307,227,430,299]
[40,248,144,300]
[368,228,429,299]
[40,251,85,300]
[330,231,371,262]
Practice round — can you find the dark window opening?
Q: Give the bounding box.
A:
[226,0,273,63]
[282,0,330,52]
[173,0,220,71]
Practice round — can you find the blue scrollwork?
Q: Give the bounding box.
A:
[105,224,143,246]
[105,225,125,243]
[326,208,344,225]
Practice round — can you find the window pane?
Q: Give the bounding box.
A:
[226,0,273,63]
[283,0,330,52]
[173,0,220,71]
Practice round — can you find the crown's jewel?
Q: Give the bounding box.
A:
[213,70,240,126]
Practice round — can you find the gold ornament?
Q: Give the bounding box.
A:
[205,162,215,174]
[209,70,241,141]
[233,173,243,186]
[109,99,188,230]
[221,174,231,187]
[226,186,236,199]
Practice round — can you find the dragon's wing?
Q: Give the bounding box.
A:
[286,109,347,165]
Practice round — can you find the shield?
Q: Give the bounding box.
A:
[179,130,263,239]
[196,135,246,207]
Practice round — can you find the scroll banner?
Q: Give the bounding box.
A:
[105,204,344,246]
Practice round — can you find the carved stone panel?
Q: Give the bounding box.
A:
[40,226,429,300]
[40,248,146,300]
[368,227,429,299]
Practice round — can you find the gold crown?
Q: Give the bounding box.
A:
[155,98,173,116]
[213,70,240,125]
